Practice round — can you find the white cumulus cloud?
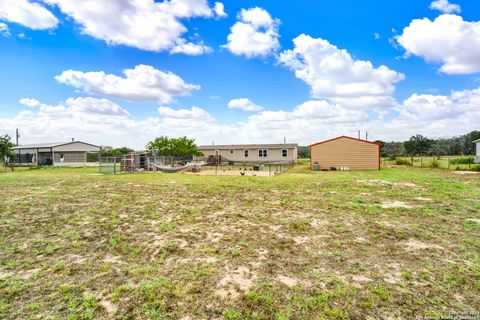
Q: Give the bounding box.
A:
[2,97,236,148]
[228,98,263,111]
[397,14,480,74]
[223,7,280,58]
[0,22,10,36]
[158,106,214,121]
[42,0,219,54]
[55,65,200,104]
[4,87,480,148]
[0,0,58,30]
[213,2,227,18]
[429,0,461,13]
[169,38,213,56]
[279,34,404,109]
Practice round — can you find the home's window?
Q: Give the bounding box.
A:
[282,149,288,157]
[244,150,249,157]
[258,149,268,157]
[229,149,234,154]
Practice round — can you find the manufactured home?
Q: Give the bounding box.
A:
[310,136,380,170]
[474,139,480,163]
[12,141,100,166]
[198,144,298,163]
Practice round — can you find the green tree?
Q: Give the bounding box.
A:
[374,140,386,157]
[146,136,203,165]
[298,146,310,158]
[404,135,435,162]
[0,135,15,171]
[382,141,405,158]
[100,146,134,157]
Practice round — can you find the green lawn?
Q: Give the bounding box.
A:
[0,162,479,319]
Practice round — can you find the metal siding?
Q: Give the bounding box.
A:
[310,137,379,170]
[53,142,100,152]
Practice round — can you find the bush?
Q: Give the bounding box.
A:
[431,160,440,168]
[449,157,475,165]
[471,165,480,172]
[394,159,411,166]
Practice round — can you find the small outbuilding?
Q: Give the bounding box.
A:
[12,141,100,166]
[310,136,380,170]
[474,138,480,163]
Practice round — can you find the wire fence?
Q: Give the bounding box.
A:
[99,154,295,176]
[381,156,480,171]
[199,161,294,177]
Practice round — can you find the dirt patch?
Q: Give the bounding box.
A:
[277,275,299,287]
[396,182,417,188]
[381,201,415,209]
[185,170,271,177]
[402,239,443,251]
[453,171,480,175]
[351,275,373,283]
[414,197,432,201]
[215,266,257,300]
[100,298,117,314]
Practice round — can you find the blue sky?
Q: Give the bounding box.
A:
[0,0,479,148]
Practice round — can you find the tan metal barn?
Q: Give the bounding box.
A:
[310,136,380,170]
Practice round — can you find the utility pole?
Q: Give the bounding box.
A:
[15,128,20,146]
[358,130,361,139]
[283,136,286,144]
[365,131,368,141]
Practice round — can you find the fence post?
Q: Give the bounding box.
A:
[448,157,450,170]
[420,156,423,167]
[114,161,116,174]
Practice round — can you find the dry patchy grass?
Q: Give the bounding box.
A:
[0,163,479,319]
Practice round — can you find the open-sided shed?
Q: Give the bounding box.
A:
[310,136,380,170]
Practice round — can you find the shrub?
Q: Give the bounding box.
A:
[394,159,411,166]
[471,165,480,172]
[431,160,440,168]
[449,157,475,165]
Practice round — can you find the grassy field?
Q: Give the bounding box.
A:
[0,161,479,319]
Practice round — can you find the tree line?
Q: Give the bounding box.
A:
[375,130,480,158]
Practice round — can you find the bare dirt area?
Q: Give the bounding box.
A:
[0,164,479,319]
[183,169,272,177]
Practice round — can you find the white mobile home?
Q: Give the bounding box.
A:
[12,141,100,165]
[198,144,298,163]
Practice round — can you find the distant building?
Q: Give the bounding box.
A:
[474,139,480,163]
[310,136,380,170]
[12,141,100,165]
[197,143,298,163]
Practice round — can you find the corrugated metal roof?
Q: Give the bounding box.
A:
[199,143,298,150]
[12,141,100,149]
[12,142,69,149]
[309,136,380,147]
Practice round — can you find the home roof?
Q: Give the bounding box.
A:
[12,141,100,150]
[309,135,381,147]
[199,143,298,150]
[473,139,480,143]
